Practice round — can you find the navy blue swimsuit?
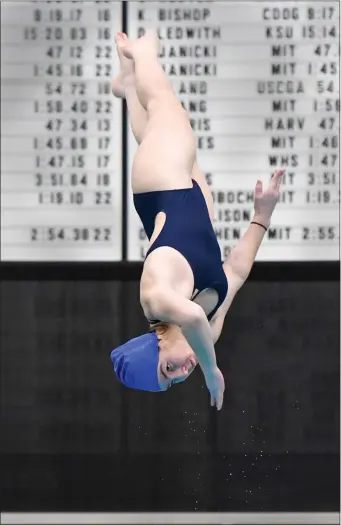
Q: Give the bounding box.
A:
[133,180,228,321]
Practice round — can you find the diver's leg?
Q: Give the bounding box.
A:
[113,33,148,144]
[119,29,196,193]
[114,31,214,219]
[113,74,147,146]
[114,74,214,218]
[121,29,180,114]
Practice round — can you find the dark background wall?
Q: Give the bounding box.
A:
[0,273,340,511]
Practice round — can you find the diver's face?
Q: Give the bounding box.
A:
[157,341,197,390]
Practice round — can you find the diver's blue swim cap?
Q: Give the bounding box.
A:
[110,332,162,392]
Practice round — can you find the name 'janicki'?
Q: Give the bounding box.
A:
[159,45,217,58]
[163,63,217,76]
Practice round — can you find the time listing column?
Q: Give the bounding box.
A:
[1,0,123,261]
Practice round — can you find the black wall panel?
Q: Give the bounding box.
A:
[1,280,339,511]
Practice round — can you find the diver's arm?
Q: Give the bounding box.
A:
[143,287,217,374]
[225,221,267,282]
[208,170,285,345]
[210,313,225,345]
[225,169,284,282]
[143,286,225,409]
[209,264,246,344]
[209,224,266,344]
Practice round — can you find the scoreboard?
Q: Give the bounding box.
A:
[1,1,122,261]
[1,1,340,262]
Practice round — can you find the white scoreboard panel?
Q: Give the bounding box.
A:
[127,1,340,262]
[1,1,122,261]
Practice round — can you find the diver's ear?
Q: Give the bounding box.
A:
[149,322,168,336]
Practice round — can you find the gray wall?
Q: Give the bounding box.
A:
[1,279,339,511]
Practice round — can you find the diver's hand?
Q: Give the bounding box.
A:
[253,168,285,228]
[205,366,225,411]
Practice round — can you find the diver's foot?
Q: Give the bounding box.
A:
[112,74,125,98]
[112,32,134,98]
[121,28,160,60]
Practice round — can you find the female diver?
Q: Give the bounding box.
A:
[110,30,284,410]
